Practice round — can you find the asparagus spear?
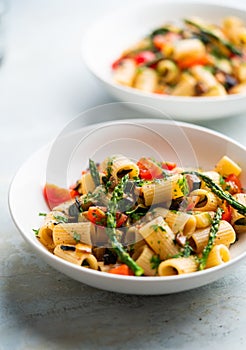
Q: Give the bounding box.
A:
[89,159,100,187]
[184,18,242,57]
[182,171,246,215]
[199,207,222,270]
[106,175,144,276]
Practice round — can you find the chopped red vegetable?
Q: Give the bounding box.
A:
[221,201,232,222]
[224,173,242,194]
[137,157,163,180]
[134,51,156,65]
[108,264,134,276]
[177,55,211,69]
[161,161,176,171]
[43,183,71,210]
[153,32,180,50]
[87,206,127,228]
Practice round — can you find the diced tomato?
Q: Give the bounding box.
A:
[153,32,180,50]
[161,161,176,171]
[87,206,107,226]
[221,202,232,222]
[111,57,124,70]
[69,189,80,198]
[138,167,153,180]
[108,264,134,276]
[137,158,163,180]
[87,206,127,228]
[43,183,71,210]
[133,51,156,65]
[177,55,211,70]
[116,212,128,227]
[224,173,242,194]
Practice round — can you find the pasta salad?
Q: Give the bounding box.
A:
[112,17,246,97]
[36,154,246,277]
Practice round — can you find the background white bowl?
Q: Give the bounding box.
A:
[82,0,246,121]
[9,118,246,294]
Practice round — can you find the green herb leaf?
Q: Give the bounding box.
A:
[73,231,81,243]
[199,207,222,270]
[89,159,100,187]
[150,255,161,272]
[53,215,68,223]
[32,228,39,236]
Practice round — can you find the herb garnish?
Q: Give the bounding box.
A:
[53,215,68,223]
[151,224,166,233]
[73,231,81,243]
[173,240,194,258]
[32,228,39,236]
[89,159,100,187]
[106,175,144,276]
[198,207,222,270]
[150,255,161,272]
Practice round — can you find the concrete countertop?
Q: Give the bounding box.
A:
[1,0,246,349]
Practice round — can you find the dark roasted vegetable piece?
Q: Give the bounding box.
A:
[184,19,243,56]
[89,159,100,187]
[61,245,76,251]
[182,171,246,215]
[103,248,118,265]
[150,27,170,38]
[185,173,201,191]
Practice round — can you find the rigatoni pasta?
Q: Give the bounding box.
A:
[112,17,246,97]
[37,154,245,277]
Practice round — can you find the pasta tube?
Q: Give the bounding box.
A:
[157,59,180,83]
[171,73,196,96]
[52,222,94,246]
[189,189,218,212]
[194,211,214,229]
[231,193,246,233]
[141,174,187,206]
[37,211,67,250]
[189,220,236,253]
[100,154,139,182]
[113,58,136,86]
[205,244,230,268]
[124,226,144,248]
[201,84,227,96]
[81,173,96,195]
[38,226,55,251]
[158,256,198,276]
[134,68,158,92]
[139,216,179,259]
[54,244,98,269]
[173,39,206,61]
[165,210,196,236]
[229,82,246,94]
[190,65,217,89]
[132,244,157,276]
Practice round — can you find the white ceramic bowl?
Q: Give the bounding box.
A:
[82,0,246,121]
[9,118,246,294]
